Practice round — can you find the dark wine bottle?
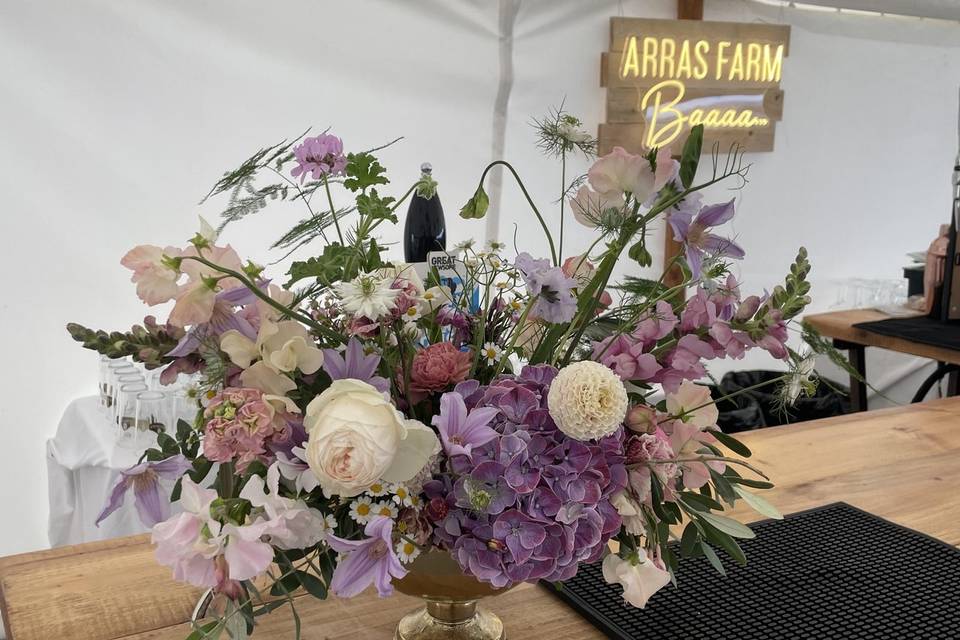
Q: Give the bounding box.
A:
[403,163,446,263]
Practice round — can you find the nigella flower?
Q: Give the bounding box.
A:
[668,199,745,279]
[514,252,578,324]
[336,273,401,320]
[326,516,408,598]
[96,455,192,527]
[290,134,347,183]
[433,391,500,458]
[322,337,390,393]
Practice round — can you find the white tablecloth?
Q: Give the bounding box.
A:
[46,396,157,546]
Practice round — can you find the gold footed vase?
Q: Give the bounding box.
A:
[393,550,514,640]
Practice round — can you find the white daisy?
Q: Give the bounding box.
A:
[408,494,422,509]
[401,305,422,323]
[391,483,414,507]
[335,273,400,319]
[372,500,399,519]
[348,496,374,524]
[418,285,452,314]
[481,342,503,366]
[396,540,422,564]
[366,481,388,497]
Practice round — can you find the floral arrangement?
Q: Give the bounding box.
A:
[69,113,823,638]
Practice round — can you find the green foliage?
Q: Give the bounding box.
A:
[679,124,704,188]
[459,184,489,220]
[343,152,389,193]
[768,247,812,320]
[201,131,308,205]
[286,244,354,287]
[66,317,183,368]
[628,239,653,267]
[218,182,287,232]
[355,189,398,224]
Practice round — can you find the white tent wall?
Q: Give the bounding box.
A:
[0,0,957,556]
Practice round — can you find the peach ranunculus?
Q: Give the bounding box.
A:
[408,342,472,394]
[121,245,183,305]
[303,379,439,498]
[587,146,656,204]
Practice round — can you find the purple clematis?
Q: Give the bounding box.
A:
[668,198,745,279]
[97,454,192,528]
[322,337,390,394]
[433,391,500,458]
[326,516,407,598]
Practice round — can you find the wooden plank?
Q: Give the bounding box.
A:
[677,0,703,21]
[598,121,775,156]
[5,398,960,639]
[804,309,960,365]
[609,17,791,55]
[606,86,784,124]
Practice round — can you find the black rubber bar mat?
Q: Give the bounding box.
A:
[544,503,960,639]
[853,315,960,351]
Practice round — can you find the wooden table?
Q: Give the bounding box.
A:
[4,398,960,640]
[804,308,960,411]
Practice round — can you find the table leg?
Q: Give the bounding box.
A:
[949,368,960,397]
[836,340,868,412]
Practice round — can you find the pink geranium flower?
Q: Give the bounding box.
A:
[290,134,347,183]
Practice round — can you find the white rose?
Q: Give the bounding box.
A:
[303,379,439,498]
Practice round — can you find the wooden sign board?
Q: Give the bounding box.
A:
[599,17,790,155]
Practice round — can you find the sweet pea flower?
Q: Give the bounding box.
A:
[121,245,183,305]
[602,551,671,609]
[433,391,500,458]
[592,334,661,382]
[276,447,320,493]
[665,380,719,429]
[96,455,192,527]
[668,422,725,489]
[668,199,745,279]
[515,253,578,324]
[653,146,679,191]
[326,516,408,597]
[240,463,328,549]
[588,146,656,203]
[568,185,624,228]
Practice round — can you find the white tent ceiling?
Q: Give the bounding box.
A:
[751,0,960,21]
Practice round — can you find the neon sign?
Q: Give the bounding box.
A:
[599,18,791,154]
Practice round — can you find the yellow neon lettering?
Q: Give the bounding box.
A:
[642,37,658,78]
[619,36,640,78]
[716,41,732,80]
[728,43,745,81]
[640,79,685,148]
[659,38,676,78]
[746,43,762,81]
[693,40,709,79]
[763,44,784,81]
[676,40,693,79]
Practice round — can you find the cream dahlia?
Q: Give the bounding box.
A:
[547,360,628,441]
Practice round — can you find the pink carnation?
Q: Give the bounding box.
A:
[409,342,472,394]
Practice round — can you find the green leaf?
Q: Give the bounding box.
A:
[318,550,336,585]
[186,620,223,640]
[679,521,700,557]
[355,189,397,223]
[459,184,489,219]
[700,542,726,576]
[699,520,748,566]
[295,570,328,600]
[628,240,652,267]
[710,468,737,504]
[706,429,752,458]
[343,152,389,193]
[681,491,725,512]
[157,433,179,456]
[733,485,783,520]
[697,512,756,539]
[286,243,354,287]
[679,124,704,188]
[269,572,302,597]
[726,476,774,490]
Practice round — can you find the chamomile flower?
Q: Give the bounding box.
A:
[408,494,422,509]
[508,298,524,312]
[401,305,422,323]
[372,500,399,519]
[348,496,374,524]
[391,483,415,507]
[481,342,502,366]
[335,273,401,320]
[419,285,451,314]
[396,540,421,564]
[366,481,388,497]
[320,513,338,534]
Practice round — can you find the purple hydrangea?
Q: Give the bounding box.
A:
[424,364,627,588]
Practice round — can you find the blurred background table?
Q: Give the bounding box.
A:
[7,397,960,640]
[46,397,154,547]
[804,309,960,412]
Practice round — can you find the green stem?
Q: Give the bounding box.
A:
[322,175,345,245]
[492,295,539,378]
[559,152,566,263]
[476,160,558,266]
[666,375,790,422]
[640,455,769,480]
[179,255,345,345]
